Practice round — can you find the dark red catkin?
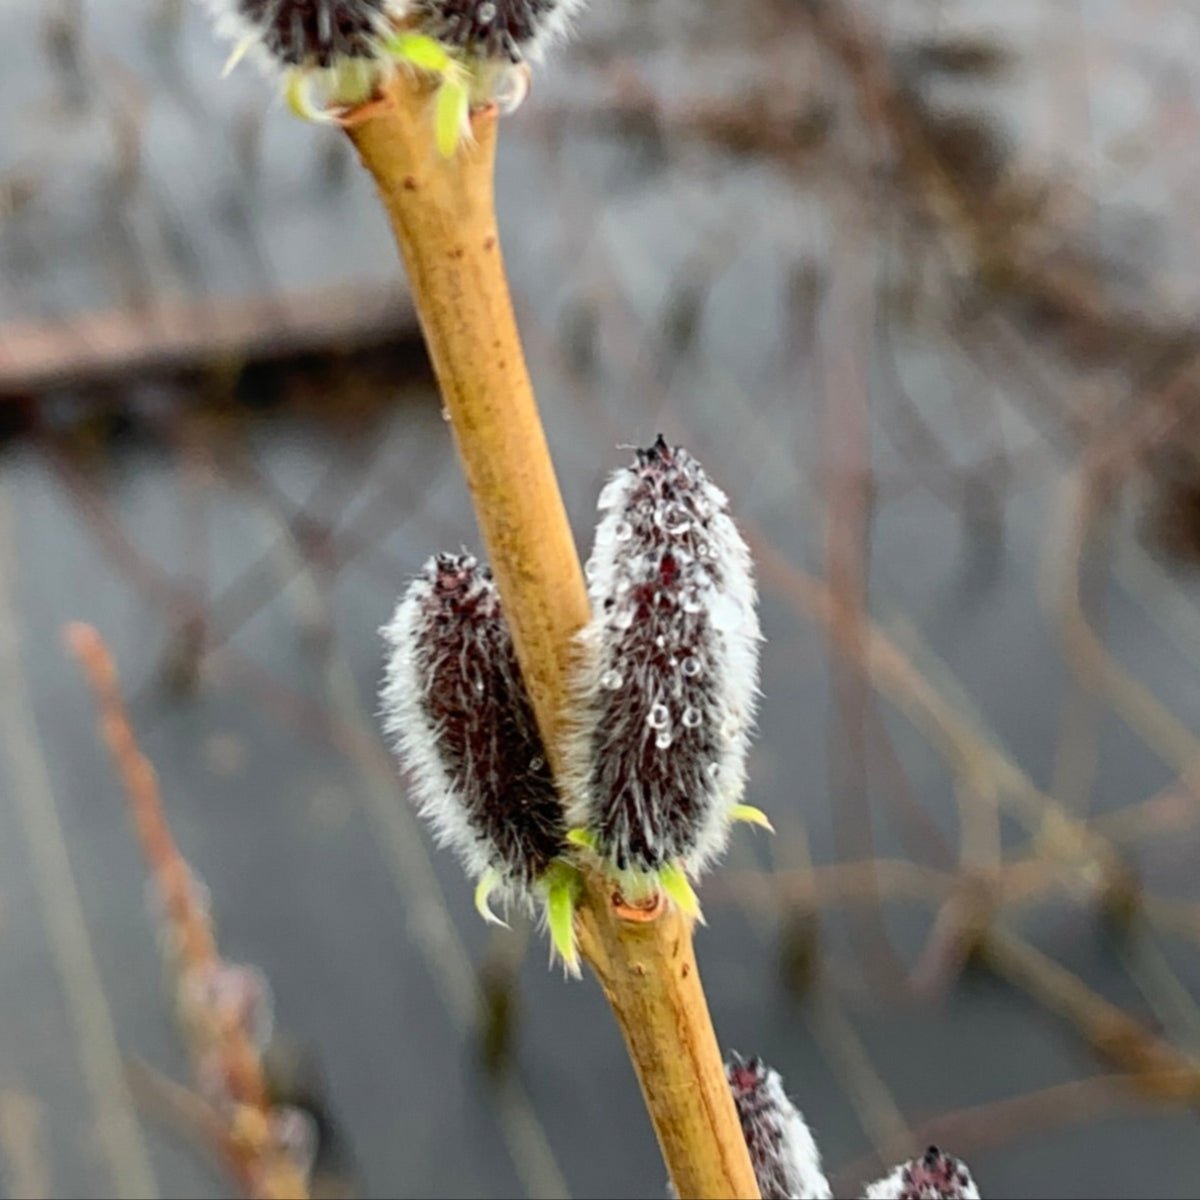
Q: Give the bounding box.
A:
[864,1147,980,1200]
[565,437,768,914]
[381,553,579,970]
[727,1055,981,1200]
[726,1053,832,1200]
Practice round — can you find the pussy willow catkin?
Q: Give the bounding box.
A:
[727,1054,832,1200]
[382,554,579,968]
[566,437,764,907]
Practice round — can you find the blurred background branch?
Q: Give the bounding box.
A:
[1,0,1198,1196]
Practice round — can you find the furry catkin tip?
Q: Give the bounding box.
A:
[204,3,583,142]
[204,0,408,123]
[726,1054,832,1200]
[565,436,762,884]
[204,0,403,70]
[863,1147,980,1200]
[411,0,588,65]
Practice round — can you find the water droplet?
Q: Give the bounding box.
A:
[662,503,691,536]
[477,0,497,21]
[529,756,545,771]
[441,406,451,422]
[614,521,633,542]
[655,634,667,649]
[656,731,673,750]
[706,762,721,780]
[493,64,530,115]
[682,656,702,677]
[648,703,670,730]
[682,706,701,728]
[473,679,485,694]
[585,559,599,581]
[695,540,710,557]
[601,669,623,689]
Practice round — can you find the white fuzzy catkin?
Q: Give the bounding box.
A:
[567,436,760,878]
[381,553,565,908]
[201,0,406,72]
[863,1149,980,1200]
[203,1,589,127]
[728,1057,981,1200]
[411,0,589,64]
[726,1055,832,1200]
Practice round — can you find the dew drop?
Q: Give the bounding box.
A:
[663,503,691,536]
[706,762,721,780]
[493,64,529,115]
[648,703,670,730]
[473,679,486,694]
[614,520,633,542]
[585,559,599,582]
[441,406,452,422]
[529,756,545,771]
[682,706,701,728]
[682,656,702,677]
[601,669,623,689]
[477,0,497,21]
[656,730,673,750]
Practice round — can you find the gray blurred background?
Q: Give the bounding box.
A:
[2,1,1200,1197]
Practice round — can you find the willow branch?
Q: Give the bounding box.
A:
[66,623,308,1200]
[347,74,758,1200]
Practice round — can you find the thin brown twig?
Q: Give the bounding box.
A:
[345,75,758,1200]
[125,1059,251,1190]
[979,925,1200,1105]
[0,285,416,397]
[751,531,1114,874]
[822,200,908,991]
[831,1072,1182,1195]
[65,622,309,1200]
[1057,465,1200,799]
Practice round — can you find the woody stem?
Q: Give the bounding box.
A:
[346,72,759,1200]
